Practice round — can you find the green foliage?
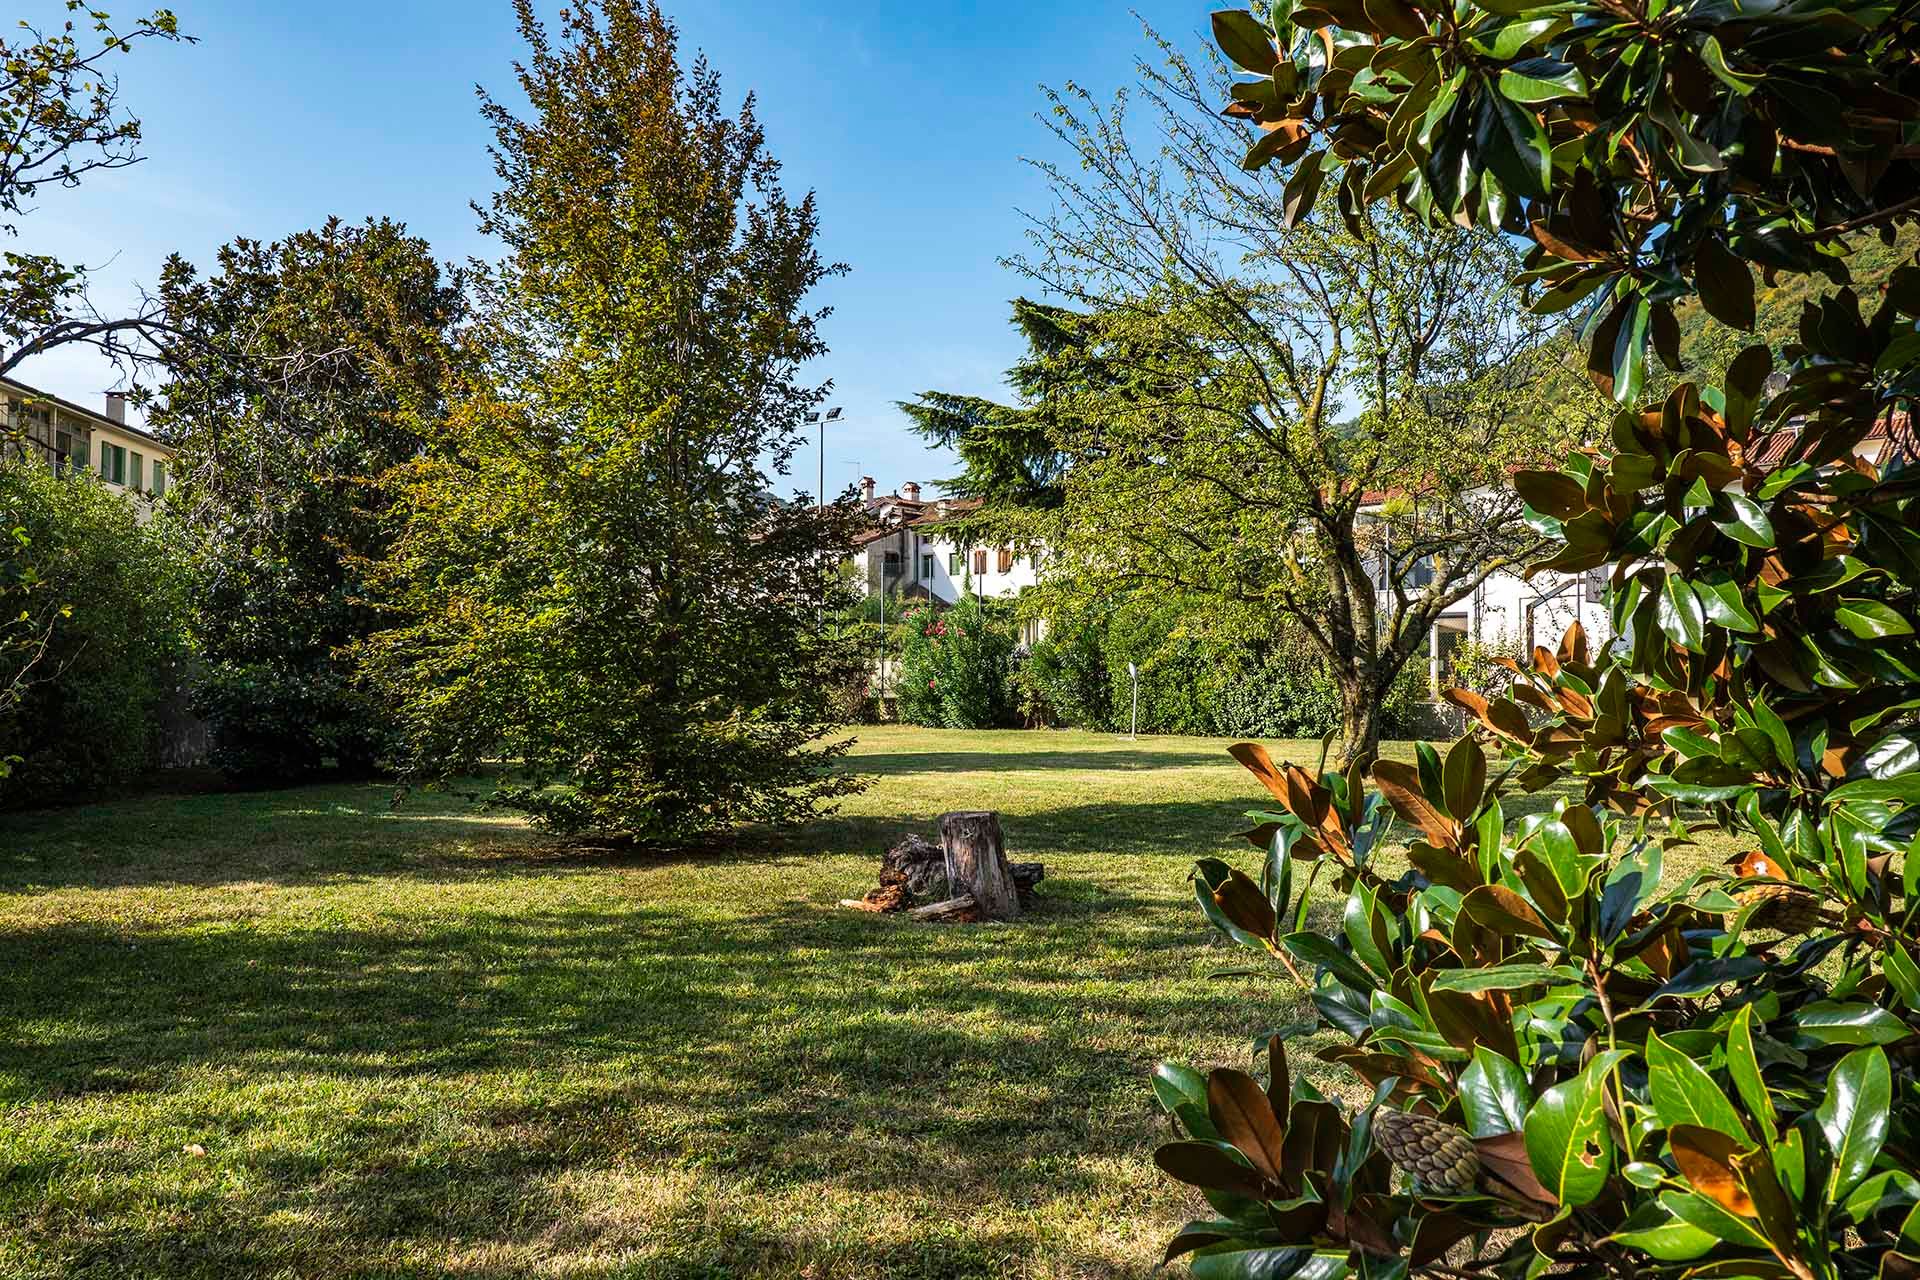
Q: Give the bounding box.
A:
[897,595,1020,730]
[1102,596,1231,737]
[1156,7,1920,1273]
[0,460,185,805]
[153,217,463,782]
[1212,0,1920,407]
[1017,611,1114,730]
[932,30,1607,763]
[360,0,863,843]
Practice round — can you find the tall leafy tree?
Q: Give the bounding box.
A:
[151,218,464,780]
[929,30,1606,765]
[362,0,862,842]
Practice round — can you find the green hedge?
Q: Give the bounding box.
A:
[897,594,1020,729]
[1020,597,1434,739]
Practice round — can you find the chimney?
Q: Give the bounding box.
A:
[860,476,876,502]
[104,392,127,425]
[901,481,922,502]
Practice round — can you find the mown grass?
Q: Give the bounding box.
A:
[0,727,1733,1279]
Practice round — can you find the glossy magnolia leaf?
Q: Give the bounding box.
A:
[1282,150,1327,227]
[1442,735,1486,821]
[1792,1002,1910,1047]
[1342,882,1393,979]
[1835,599,1912,640]
[1714,493,1776,549]
[1660,1189,1772,1249]
[1884,943,1920,1014]
[1191,1246,1318,1280]
[1700,34,1760,94]
[1657,575,1708,653]
[1696,574,1760,633]
[1647,1031,1749,1142]
[1194,860,1269,949]
[1210,1068,1288,1183]
[1163,1219,1244,1266]
[1863,734,1920,780]
[1816,1046,1891,1202]
[1694,237,1756,331]
[1500,58,1587,102]
[1475,83,1551,200]
[1671,1124,1755,1217]
[1154,1061,1211,1115]
[1155,1139,1270,1197]
[1599,839,1661,942]
[1458,1046,1530,1137]
[1459,884,1558,941]
[1842,1169,1920,1224]
[1609,1216,1719,1261]
[1524,1049,1626,1205]
[1212,9,1279,73]
[1429,963,1568,992]
[1726,1005,1777,1144]
[1280,931,1377,993]
[1722,344,1774,436]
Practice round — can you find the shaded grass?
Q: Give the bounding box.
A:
[0,727,1734,1278]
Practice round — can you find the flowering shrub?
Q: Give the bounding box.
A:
[895,593,1019,729]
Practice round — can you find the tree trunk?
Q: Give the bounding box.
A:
[939,810,1021,921]
[1335,674,1383,771]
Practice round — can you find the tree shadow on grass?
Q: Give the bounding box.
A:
[0,899,1301,1278]
[844,746,1233,777]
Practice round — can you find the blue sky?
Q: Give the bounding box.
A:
[19,0,1207,498]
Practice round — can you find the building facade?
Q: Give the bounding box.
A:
[847,478,1042,608]
[2,379,176,509]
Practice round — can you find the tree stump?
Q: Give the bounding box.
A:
[939,810,1021,921]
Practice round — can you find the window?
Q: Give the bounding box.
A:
[130,451,144,491]
[973,549,987,576]
[151,461,166,497]
[947,552,960,574]
[921,553,935,578]
[883,550,901,578]
[53,431,71,472]
[996,548,1014,574]
[98,442,127,485]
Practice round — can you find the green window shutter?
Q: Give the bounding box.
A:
[99,441,110,474]
[152,461,166,496]
[130,451,143,490]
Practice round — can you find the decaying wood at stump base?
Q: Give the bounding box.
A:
[839,826,1042,921]
[939,810,1020,921]
[908,894,981,922]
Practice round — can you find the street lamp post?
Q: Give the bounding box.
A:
[806,406,843,511]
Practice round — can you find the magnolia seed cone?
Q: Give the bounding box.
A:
[1735,882,1823,935]
[1373,1109,1480,1194]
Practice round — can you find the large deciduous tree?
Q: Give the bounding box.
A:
[916,31,1605,765]
[361,0,863,842]
[151,218,465,780]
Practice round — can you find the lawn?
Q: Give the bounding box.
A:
[0,727,1727,1279]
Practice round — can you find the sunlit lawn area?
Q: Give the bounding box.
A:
[0,726,1734,1278]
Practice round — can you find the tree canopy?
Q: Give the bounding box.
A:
[913,27,1607,764]
[360,0,864,842]
[152,217,465,780]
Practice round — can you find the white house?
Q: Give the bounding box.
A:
[847,477,1042,611]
